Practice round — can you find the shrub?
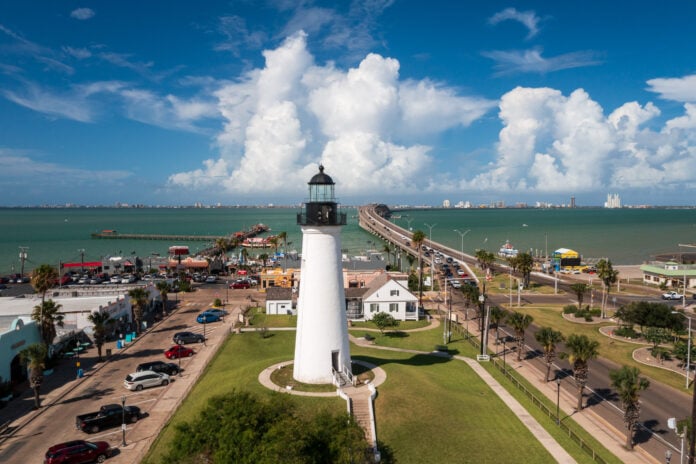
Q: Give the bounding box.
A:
[651,347,672,362]
[563,305,578,314]
[614,326,639,338]
[213,298,222,307]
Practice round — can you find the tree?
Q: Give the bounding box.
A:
[570,283,589,308]
[560,334,600,411]
[609,366,650,450]
[475,249,495,270]
[31,264,59,304]
[597,258,619,318]
[164,390,372,464]
[259,253,269,268]
[87,310,112,362]
[488,306,506,345]
[412,230,426,309]
[371,312,399,334]
[128,287,149,334]
[214,237,229,258]
[20,343,47,409]
[516,252,534,288]
[382,243,394,267]
[31,299,64,347]
[507,312,533,361]
[534,327,565,382]
[156,280,171,315]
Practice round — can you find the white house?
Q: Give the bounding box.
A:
[349,274,418,321]
[265,287,294,315]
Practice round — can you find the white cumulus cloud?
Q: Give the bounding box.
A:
[170,31,494,198]
[646,74,696,102]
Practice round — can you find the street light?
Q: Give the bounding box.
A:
[177,339,183,376]
[556,376,562,425]
[121,395,127,446]
[478,294,485,356]
[454,229,471,263]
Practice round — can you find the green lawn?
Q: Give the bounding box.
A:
[144,326,622,464]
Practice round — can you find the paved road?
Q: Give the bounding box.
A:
[0,282,256,464]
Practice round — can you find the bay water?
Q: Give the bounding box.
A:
[1,206,695,275]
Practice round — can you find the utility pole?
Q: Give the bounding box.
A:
[19,246,29,278]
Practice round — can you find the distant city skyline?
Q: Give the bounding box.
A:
[2,2,696,206]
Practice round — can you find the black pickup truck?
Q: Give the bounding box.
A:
[76,404,142,433]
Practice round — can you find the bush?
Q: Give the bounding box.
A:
[563,305,578,314]
[651,347,672,362]
[589,308,601,317]
[364,333,375,341]
[213,298,222,307]
[614,326,639,338]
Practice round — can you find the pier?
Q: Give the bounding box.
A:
[90,224,269,242]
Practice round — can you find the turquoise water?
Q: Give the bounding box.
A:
[1,207,695,274]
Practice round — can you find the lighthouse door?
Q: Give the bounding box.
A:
[331,350,339,372]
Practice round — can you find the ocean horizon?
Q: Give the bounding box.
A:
[1,206,695,275]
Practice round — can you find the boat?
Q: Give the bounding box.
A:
[498,240,519,258]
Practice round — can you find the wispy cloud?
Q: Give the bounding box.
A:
[482,47,601,76]
[488,7,541,39]
[2,82,96,122]
[646,74,696,102]
[70,8,95,20]
[0,24,74,73]
[215,16,267,56]
[62,46,92,60]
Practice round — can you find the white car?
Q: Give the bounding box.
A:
[205,275,217,283]
[110,275,121,284]
[124,370,170,391]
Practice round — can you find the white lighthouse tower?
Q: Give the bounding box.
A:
[293,165,352,385]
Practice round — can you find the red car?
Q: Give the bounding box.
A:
[230,280,250,289]
[164,345,194,359]
[45,440,111,463]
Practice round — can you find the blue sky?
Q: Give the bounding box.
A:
[2,1,696,207]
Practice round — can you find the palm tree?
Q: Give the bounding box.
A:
[412,230,426,309]
[516,252,534,288]
[156,280,171,315]
[609,366,650,450]
[570,283,589,308]
[20,343,47,409]
[597,258,619,318]
[31,299,64,347]
[534,327,565,382]
[259,253,269,268]
[488,306,506,345]
[214,237,229,258]
[382,243,394,267]
[507,312,533,361]
[128,287,149,335]
[277,231,288,269]
[87,310,112,362]
[31,264,59,304]
[561,334,600,411]
[475,249,495,270]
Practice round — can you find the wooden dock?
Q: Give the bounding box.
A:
[90,224,269,242]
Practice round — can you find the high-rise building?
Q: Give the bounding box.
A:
[570,196,576,208]
[293,166,352,384]
[442,199,451,208]
[604,193,622,208]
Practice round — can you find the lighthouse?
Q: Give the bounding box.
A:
[293,165,352,385]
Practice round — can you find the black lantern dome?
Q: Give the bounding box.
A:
[298,165,347,226]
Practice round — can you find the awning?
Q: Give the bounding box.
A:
[61,261,102,269]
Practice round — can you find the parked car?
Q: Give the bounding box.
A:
[196,311,221,323]
[205,308,227,318]
[662,291,684,300]
[76,404,142,433]
[448,279,462,289]
[123,370,170,391]
[164,345,194,359]
[172,331,205,344]
[44,440,112,464]
[136,360,181,375]
[230,280,250,289]
[205,275,217,283]
[109,275,121,284]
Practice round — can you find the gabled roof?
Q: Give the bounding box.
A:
[345,287,370,298]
